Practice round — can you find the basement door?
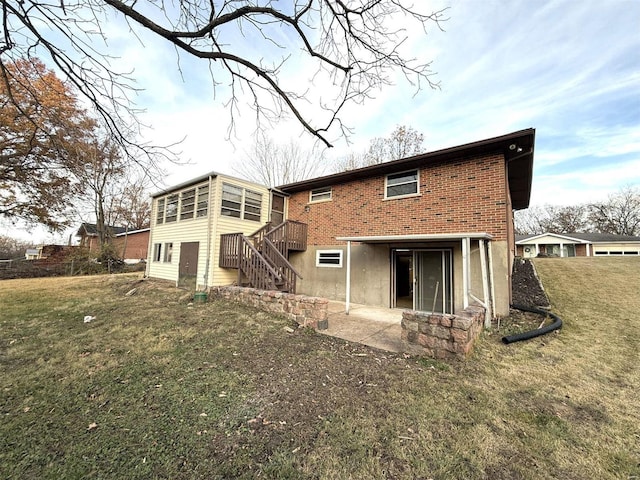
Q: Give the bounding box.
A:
[178,242,199,290]
[393,249,452,314]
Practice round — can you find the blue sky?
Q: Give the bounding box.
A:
[119,0,639,207]
[7,0,640,242]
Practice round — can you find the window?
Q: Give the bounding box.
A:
[386,170,419,198]
[244,190,262,222]
[221,183,242,218]
[316,250,343,267]
[221,183,262,222]
[310,186,332,202]
[163,243,173,263]
[196,185,209,217]
[180,189,196,220]
[165,194,178,222]
[156,198,165,225]
[153,243,162,262]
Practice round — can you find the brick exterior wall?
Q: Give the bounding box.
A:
[286,154,508,244]
[112,231,149,260]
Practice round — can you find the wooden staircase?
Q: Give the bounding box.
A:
[219,220,307,293]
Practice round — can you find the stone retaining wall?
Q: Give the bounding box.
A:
[209,286,329,329]
[401,306,485,359]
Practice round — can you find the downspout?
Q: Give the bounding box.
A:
[203,176,214,288]
[345,240,351,315]
[144,202,155,278]
[479,239,493,328]
[462,237,470,309]
[487,241,496,320]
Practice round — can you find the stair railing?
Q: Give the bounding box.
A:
[263,238,303,293]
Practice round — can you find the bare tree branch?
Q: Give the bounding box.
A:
[1,0,447,149]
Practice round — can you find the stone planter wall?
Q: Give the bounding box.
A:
[401,306,485,360]
[209,286,329,329]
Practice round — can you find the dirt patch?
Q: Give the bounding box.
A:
[511,258,550,308]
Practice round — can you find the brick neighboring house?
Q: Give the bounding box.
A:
[276,129,535,318]
[76,223,149,262]
[113,228,150,263]
[516,232,640,257]
[76,223,126,252]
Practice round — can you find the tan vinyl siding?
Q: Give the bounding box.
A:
[148,173,272,287]
[210,175,271,286]
[148,216,210,285]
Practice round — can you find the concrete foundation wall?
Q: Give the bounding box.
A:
[290,244,390,307]
[291,240,511,317]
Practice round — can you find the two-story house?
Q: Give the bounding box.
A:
[277,128,535,318]
[148,129,535,320]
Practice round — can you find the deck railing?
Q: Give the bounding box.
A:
[263,238,302,293]
[219,220,306,293]
[220,233,281,290]
[266,220,307,253]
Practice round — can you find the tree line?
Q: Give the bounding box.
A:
[514,186,640,236]
[1,59,154,251]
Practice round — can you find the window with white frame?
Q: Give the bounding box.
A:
[310,186,332,202]
[221,183,262,222]
[155,182,209,223]
[221,183,243,218]
[316,250,343,267]
[165,194,179,222]
[156,198,165,225]
[163,242,173,263]
[386,170,419,198]
[244,189,262,222]
[196,185,209,217]
[180,189,196,220]
[153,243,162,262]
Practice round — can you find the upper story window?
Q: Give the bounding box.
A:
[221,183,243,218]
[156,198,165,225]
[386,170,419,198]
[221,183,262,222]
[165,194,179,222]
[196,185,209,217]
[244,190,262,222]
[180,189,196,221]
[155,182,209,224]
[310,186,332,202]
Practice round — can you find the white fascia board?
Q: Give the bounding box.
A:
[335,233,493,243]
[516,232,590,244]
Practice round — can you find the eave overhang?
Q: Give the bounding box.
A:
[336,233,493,243]
[279,129,535,210]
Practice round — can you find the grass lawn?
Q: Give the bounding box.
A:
[1,258,639,479]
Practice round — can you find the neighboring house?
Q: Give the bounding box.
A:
[76,223,127,252]
[516,232,640,258]
[112,228,150,264]
[148,129,535,320]
[146,173,297,290]
[25,248,40,260]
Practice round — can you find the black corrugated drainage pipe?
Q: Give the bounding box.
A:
[502,304,563,344]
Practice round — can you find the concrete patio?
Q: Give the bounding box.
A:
[320,301,405,353]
